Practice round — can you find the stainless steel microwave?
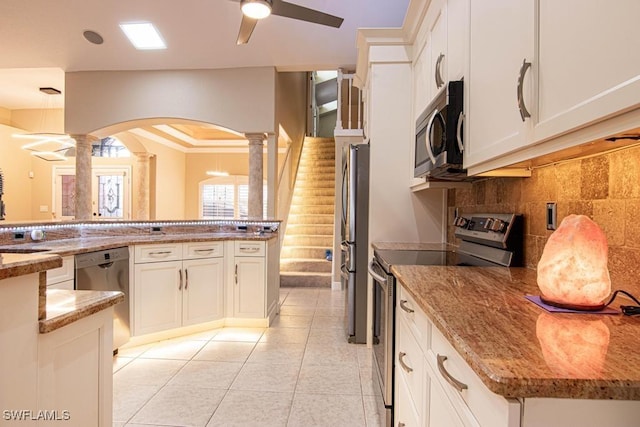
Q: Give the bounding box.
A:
[414,80,467,180]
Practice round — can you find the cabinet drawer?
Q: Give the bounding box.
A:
[46,256,75,286]
[183,241,224,259]
[396,314,425,418]
[234,241,265,257]
[135,244,182,263]
[398,285,431,354]
[428,326,521,427]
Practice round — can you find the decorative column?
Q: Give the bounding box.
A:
[245,133,266,219]
[72,134,96,220]
[134,152,154,220]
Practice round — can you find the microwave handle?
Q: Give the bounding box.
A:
[425,109,440,164]
[456,111,464,153]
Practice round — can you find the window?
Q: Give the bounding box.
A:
[200,176,266,219]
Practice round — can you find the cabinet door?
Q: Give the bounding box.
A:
[534,0,640,143]
[447,0,469,81]
[414,38,433,119]
[182,258,224,326]
[233,257,265,318]
[429,2,448,97]
[396,370,422,427]
[465,0,534,168]
[133,261,182,335]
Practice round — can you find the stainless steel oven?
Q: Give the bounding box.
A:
[368,257,394,426]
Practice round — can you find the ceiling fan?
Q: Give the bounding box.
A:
[234,0,344,45]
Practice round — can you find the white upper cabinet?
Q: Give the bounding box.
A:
[413,17,433,119]
[534,0,640,143]
[465,0,640,173]
[428,3,448,98]
[465,0,535,169]
[447,0,469,81]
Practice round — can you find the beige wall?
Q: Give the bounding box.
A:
[0,124,34,220]
[448,144,640,290]
[65,68,277,136]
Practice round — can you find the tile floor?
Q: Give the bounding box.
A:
[112,287,385,427]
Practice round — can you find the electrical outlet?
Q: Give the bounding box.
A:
[546,202,557,230]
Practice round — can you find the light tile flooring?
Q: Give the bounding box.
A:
[113,287,385,427]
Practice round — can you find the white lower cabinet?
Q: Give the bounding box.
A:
[396,284,520,427]
[133,242,224,336]
[38,307,114,426]
[46,255,75,290]
[233,241,266,319]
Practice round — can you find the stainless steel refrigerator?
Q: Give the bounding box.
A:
[340,143,369,344]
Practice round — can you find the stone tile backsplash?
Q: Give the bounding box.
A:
[448,144,640,289]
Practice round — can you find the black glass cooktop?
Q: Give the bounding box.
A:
[374,249,499,273]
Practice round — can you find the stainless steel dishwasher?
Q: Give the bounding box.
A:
[75,246,130,351]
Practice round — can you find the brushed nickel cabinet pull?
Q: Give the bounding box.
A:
[437,354,468,392]
[239,246,260,252]
[178,269,183,290]
[399,352,413,373]
[435,52,445,89]
[235,264,238,284]
[398,423,406,427]
[399,300,415,314]
[185,269,189,290]
[517,58,532,121]
[149,250,172,257]
[194,248,215,254]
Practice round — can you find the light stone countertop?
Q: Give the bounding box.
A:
[391,264,640,400]
[0,231,278,258]
[0,231,277,333]
[0,252,62,280]
[372,241,454,252]
[41,289,125,333]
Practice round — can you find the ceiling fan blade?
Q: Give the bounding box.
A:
[271,0,344,28]
[237,14,258,45]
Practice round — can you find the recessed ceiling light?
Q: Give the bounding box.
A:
[119,22,166,50]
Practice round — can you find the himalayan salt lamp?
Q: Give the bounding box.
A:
[537,214,611,310]
[536,312,610,378]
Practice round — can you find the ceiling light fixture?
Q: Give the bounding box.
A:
[13,87,75,162]
[206,170,230,177]
[119,22,166,50]
[240,0,272,19]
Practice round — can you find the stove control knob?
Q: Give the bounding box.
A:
[453,216,468,228]
[489,219,507,233]
[483,218,494,230]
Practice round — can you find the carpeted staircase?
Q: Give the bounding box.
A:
[280,137,335,287]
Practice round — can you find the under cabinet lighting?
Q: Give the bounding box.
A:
[119,22,166,50]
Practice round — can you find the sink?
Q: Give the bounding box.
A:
[0,248,50,254]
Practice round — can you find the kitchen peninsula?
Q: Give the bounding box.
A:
[0,219,280,426]
[392,264,640,427]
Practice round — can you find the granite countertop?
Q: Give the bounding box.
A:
[372,241,454,252]
[0,253,62,280]
[0,231,277,258]
[391,265,640,400]
[41,289,125,333]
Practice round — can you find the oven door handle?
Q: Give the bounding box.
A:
[368,260,388,283]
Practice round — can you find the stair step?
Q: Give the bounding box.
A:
[281,246,333,259]
[286,214,333,225]
[280,259,332,273]
[284,235,333,247]
[292,195,335,205]
[293,187,336,198]
[289,205,334,215]
[300,153,335,160]
[298,160,335,168]
[294,180,335,188]
[285,224,334,235]
[280,272,332,288]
